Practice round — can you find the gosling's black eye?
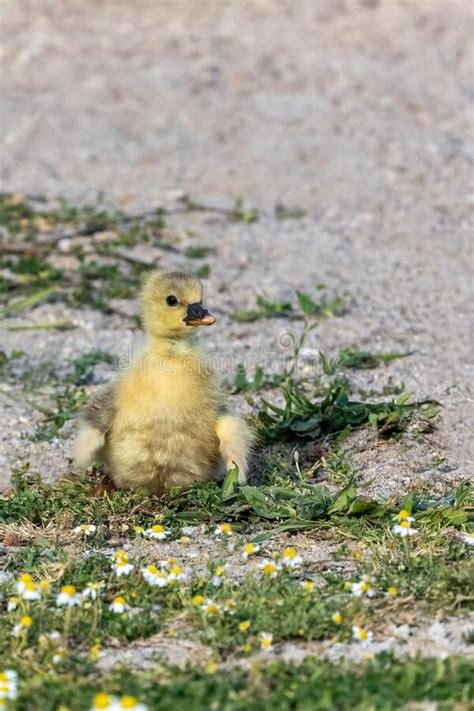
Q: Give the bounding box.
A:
[166,295,178,306]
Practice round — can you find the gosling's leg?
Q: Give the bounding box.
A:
[73,382,116,470]
[73,419,105,470]
[215,415,253,484]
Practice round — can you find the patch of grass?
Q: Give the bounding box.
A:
[256,370,439,444]
[229,198,259,224]
[184,246,215,259]
[196,264,211,279]
[297,289,345,318]
[6,652,474,710]
[233,364,287,393]
[274,202,307,220]
[337,347,412,369]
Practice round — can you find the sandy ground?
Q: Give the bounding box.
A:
[0,0,473,662]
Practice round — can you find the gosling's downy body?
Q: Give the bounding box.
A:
[74,270,252,494]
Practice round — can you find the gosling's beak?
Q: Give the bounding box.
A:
[184,302,216,327]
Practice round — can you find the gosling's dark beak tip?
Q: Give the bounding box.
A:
[184,302,216,327]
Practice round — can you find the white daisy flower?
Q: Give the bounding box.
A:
[109,596,129,614]
[141,565,168,587]
[167,565,188,583]
[242,542,260,560]
[112,550,134,577]
[281,547,303,567]
[211,566,226,587]
[260,631,273,651]
[214,523,233,537]
[143,524,170,540]
[7,597,19,612]
[351,576,376,598]
[258,559,279,577]
[202,599,220,617]
[0,669,18,701]
[56,585,82,607]
[223,599,236,615]
[462,532,474,546]
[15,574,41,601]
[82,581,105,601]
[352,625,374,644]
[11,615,32,638]
[73,524,97,536]
[392,521,417,537]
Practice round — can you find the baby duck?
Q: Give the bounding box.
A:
[73,269,252,494]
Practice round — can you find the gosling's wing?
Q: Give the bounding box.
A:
[80,381,118,434]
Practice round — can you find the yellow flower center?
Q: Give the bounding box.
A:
[146,565,159,575]
[192,595,204,606]
[120,696,138,709]
[283,547,296,559]
[20,615,33,627]
[303,581,314,592]
[399,520,410,529]
[206,603,219,615]
[19,573,33,584]
[263,562,276,575]
[359,628,368,641]
[170,567,183,577]
[398,509,410,520]
[215,566,225,576]
[152,525,164,533]
[239,620,250,632]
[332,612,342,625]
[61,585,76,596]
[113,597,125,605]
[261,638,271,648]
[387,586,398,596]
[93,693,112,709]
[220,523,232,535]
[244,543,255,554]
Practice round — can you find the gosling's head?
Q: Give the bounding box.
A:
[142,269,216,339]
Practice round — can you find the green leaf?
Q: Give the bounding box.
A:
[402,492,414,514]
[327,480,357,514]
[221,465,239,500]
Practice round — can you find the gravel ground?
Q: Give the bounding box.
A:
[0,0,472,662]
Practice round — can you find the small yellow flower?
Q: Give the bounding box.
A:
[331,611,342,625]
[302,581,314,593]
[387,586,398,597]
[20,615,32,628]
[399,519,410,529]
[192,594,204,607]
[353,550,364,561]
[134,526,144,535]
[215,566,225,576]
[398,509,410,520]
[179,536,190,545]
[39,579,51,593]
[90,644,101,660]
[239,620,251,633]
[206,660,219,674]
